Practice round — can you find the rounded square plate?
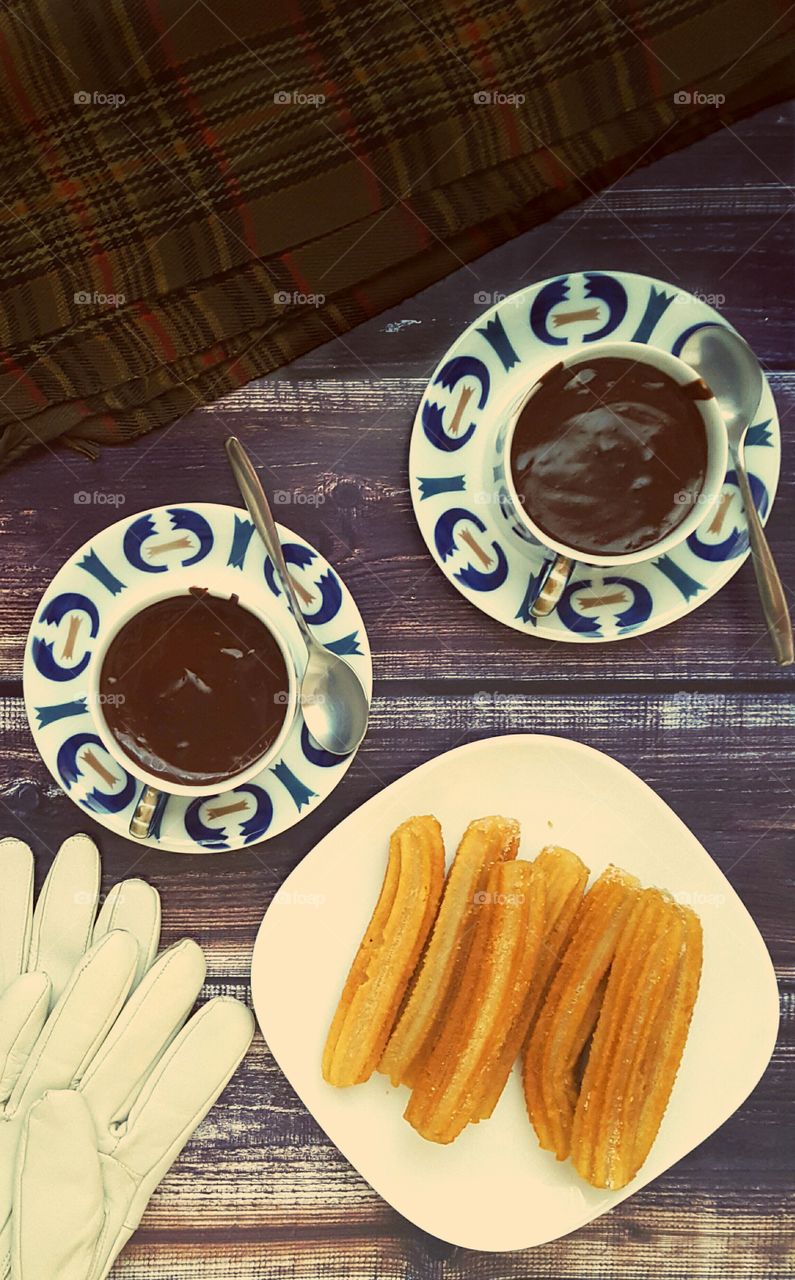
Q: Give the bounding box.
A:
[251,734,779,1251]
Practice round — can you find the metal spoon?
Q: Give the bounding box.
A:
[225,436,370,753]
[681,327,793,666]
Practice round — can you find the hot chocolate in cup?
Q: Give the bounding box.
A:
[491,340,728,616]
[87,568,299,799]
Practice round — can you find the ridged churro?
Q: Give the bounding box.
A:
[523,865,641,1160]
[570,891,703,1188]
[379,815,519,1088]
[322,815,444,1087]
[475,845,589,1121]
[405,859,544,1144]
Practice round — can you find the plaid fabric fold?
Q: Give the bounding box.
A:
[0,0,792,466]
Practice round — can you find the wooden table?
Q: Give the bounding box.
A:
[2,103,793,1277]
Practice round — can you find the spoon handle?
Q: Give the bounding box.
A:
[734,449,794,666]
[225,437,313,646]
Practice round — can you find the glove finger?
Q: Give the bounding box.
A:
[12,1090,104,1280]
[10,930,138,1118]
[93,878,161,988]
[80,938,205,1139]
[0,975,49,1105]
[114,998,253,1210]
[0,838,33,991]
[29,834,100,1005]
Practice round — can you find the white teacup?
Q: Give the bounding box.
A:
[86,567,300,833]
[490,340,728,615]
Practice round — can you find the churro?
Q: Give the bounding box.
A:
[322,815,444,1087]
[523,865,641,1160]
[474,845,589,1121]
[570,891,702,1188]
[405,859,544,1144]
[379,815,519,1088]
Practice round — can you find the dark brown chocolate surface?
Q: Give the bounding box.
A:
[510,356,709,557]
[100,589,289,786]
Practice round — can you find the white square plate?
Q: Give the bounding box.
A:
[250,734,779,1251]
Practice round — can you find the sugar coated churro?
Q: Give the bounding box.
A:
[523,865,641,1160]
[322,815,444,1087]
[379,815,519,1089]
[475,845,589,1121]
[570,890,703,1188]
[405,858,544,1144]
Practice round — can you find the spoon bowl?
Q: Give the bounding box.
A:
[681,326,763,446]
[301,644,370,754]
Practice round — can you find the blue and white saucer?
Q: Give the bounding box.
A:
[409,270,781,642]
[22,503,372,854]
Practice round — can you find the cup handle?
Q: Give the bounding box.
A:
[129,785,166,841]
[530,554,575,618]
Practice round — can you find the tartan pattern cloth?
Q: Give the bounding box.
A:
[0,0,792,467]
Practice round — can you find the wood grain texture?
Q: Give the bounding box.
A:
[2,102,793,1276]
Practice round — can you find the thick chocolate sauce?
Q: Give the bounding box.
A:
[100,589,289,786]
[510,356,709,557]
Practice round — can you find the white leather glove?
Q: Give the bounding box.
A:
[0,835,161,1279]
[11,985,254,1280]
[0,833,160,1008]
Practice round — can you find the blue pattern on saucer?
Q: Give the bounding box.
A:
[23,503,372,853]
[409,270,781,643]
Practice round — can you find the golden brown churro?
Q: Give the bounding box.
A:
[570,892,703,1188]
[405,859,544,1144]
[523,865,641,1160]
[322,815,444,1087]
[379,815,519,1088]
[475,845,589,1121]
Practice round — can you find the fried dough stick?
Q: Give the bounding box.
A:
[628,903,702,1176]
[474,845,589,1121]
[322,815,444,1087]
[380,816,520,1089]
[523,866,640,1160]
[405,859,544,1144]
[571,892,702,1188]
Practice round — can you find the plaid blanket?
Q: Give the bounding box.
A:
[0,0,792,467]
